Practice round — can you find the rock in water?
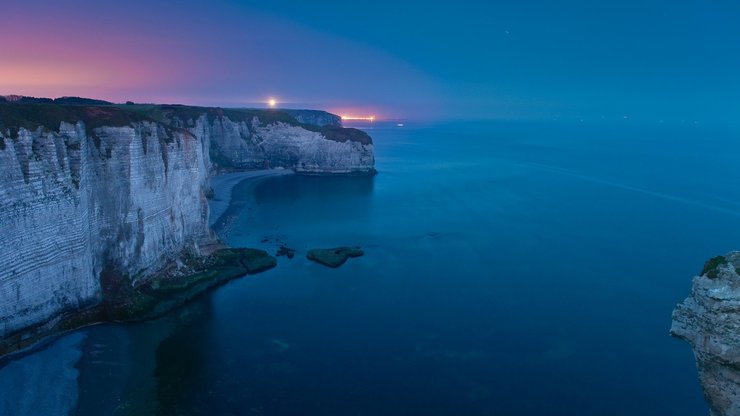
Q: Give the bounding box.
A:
[306,247,364,268]
[671,251,740,416]
[276,246,296,259]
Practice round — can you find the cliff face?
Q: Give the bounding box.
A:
[0,121,212,339]
[671,252,740,416]
[203,117,375,174]
[283,109,341,127]
[0,103,374,343]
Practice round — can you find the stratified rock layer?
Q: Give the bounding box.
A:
[671,251,740,416]
[0,121,211,340]
[203,117,374,174]
[0,103,374,346]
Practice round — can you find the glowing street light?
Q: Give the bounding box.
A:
[341,115,376,121]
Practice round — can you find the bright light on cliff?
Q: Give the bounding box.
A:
[268,98,277,108]
[341,115,376,121]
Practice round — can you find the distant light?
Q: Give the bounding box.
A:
[341,115,376,122]
[268,98,277,108]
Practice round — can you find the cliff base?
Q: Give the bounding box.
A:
[0,248,275,357]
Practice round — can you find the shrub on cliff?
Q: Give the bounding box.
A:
[702,255,728,279]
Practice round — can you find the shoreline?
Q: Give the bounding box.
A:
[0,170,293,415]
[0,168,352,415]
[209,169,295,228]
[0,168,339,361]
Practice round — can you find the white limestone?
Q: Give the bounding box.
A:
[0,113,374,341]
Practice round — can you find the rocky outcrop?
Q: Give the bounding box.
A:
[671,252,740,416]
[202,115,374,174]
[283,109,341,127]
[307,247,364,268]
[0,102,375,349]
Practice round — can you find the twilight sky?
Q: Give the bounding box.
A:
[1,0,738,123]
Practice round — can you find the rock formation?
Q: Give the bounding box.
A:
[307,247,364,268]
[283,109,341,127]
[671,252,740,416]
[0,101,374,351]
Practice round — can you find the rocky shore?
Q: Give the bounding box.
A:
[0,248,276,356]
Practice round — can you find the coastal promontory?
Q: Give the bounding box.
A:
[0,98,375,354]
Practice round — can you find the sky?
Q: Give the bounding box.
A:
[1,0,738,123]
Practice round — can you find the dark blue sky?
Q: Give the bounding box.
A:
[2,0,738,123]
[235,0,739,124]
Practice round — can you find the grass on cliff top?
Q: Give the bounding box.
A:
[0,102,372,145]
[116,104,300,126]
[124,105,372,144]
[303,125,372,145]
[702,255,728,279]
[0,103,149,140]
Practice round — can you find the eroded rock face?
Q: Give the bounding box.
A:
[201,117,375,174]
[671,251,740,416]
[0,122,212,339]
[0,107,375,343]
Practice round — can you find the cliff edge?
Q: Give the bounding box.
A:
[671,252,740,416]
[0,101,374,353]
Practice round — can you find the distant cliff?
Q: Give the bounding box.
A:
[671,252,740,416]
[0,101,374,348]
[283,109,341,127]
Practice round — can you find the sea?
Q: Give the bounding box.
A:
[4,119,740,415]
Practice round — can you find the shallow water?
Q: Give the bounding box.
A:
[5,120,740,415]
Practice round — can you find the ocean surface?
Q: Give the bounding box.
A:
[4,120,740,415]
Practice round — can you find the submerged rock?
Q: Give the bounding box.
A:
[276,246,296,259]
[306,247,364,268]
[671,251,740,416]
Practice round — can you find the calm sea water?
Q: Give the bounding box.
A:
[8,120,740,415]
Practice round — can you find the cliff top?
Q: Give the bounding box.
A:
[0,99,371,145]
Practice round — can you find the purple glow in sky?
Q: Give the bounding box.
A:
[2,0,739,124]
[0,0,442,119]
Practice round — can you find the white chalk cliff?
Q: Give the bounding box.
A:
[671,252,740,416]
[0,104,374,346]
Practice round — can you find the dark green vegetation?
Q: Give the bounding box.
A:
[102,248,276,321]
[0,97,371,145]
[2,95,112,105]
[702,255,728,279]
[307,246,364,268]
[305,125,373,145]
[283,109,342,127]
[0,248,275,357]
[0,103,149,140]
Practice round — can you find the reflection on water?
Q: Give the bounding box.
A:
[251,174,375,225]
[154,300,211,415]
[74,298,215,415]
